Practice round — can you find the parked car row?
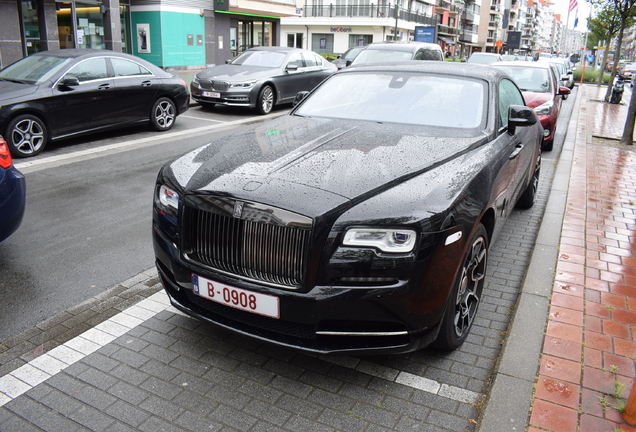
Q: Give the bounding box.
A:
[2,45,555,356]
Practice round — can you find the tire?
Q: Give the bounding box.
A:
[150,97,176,131]
[5,114,48,158]
[516,152,541,209]
[542,138,553,152]
[434,224,488,351]
[256,85,274,115]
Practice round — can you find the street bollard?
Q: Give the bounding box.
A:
[623,381,636,426]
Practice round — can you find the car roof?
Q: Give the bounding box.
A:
[495,61,552,69]
[247,46,306,53]
[363,42,442,53]
[337,61,508,82]
[31,49,133,59]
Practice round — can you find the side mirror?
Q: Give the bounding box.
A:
[286,64,299,71]
[60,75,80,87]
[508,105,538,134]
[346,60,352,67]
[293,91,309,106]
[557,86,571,96]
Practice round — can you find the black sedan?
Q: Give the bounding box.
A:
[153,62,543,355]
[190,47,337,115]
[0,49,190,158]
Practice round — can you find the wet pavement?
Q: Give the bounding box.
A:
[0,84,634,431]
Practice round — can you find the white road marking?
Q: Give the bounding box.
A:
[14,111,286,173]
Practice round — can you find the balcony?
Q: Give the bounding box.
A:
[437,24,460,36]
[437,0,451,10]
[302,2,437,25]
[459,29,478,43]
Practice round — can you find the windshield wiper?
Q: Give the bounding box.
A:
[0,78,28,84]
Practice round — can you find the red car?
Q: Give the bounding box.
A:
[492,62,570,151]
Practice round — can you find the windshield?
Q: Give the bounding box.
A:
[295,72,486,129]
[230,50,286,68]
[344,48,363,61]
[494,66,551,93]
[0,55,72,85]
[351,49,415,65]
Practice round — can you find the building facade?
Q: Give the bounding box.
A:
[0,0,297,69]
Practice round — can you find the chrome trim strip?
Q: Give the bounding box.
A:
[315,331,409,337]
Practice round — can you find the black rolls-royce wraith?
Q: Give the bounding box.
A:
[153,62,543,355]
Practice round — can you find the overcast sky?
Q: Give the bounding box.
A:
[554,0,591,32]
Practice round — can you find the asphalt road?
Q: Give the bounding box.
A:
[0,104,290,341]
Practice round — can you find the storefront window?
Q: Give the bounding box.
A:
[120,5,131,53]
[349,34,372,48]
[56,2,74,48]
[21,0,41,55]
[76,2,105,49]
[312,33,333,54]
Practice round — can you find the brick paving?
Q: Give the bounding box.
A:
[528,85,636,432]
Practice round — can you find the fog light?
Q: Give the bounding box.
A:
[543,128,550,137]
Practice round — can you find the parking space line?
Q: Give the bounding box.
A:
[179,114,225,123]
[14,111,286,173]
[0,269,482,408]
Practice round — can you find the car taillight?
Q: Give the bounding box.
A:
[0,137,12,169]
[178,78,188,88]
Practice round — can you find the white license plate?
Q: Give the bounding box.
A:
[202,91,220,98]
[192,274,280,319]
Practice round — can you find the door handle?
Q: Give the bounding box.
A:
[509,143,524,160]
[98,83,111,90]
[141,81,152,87]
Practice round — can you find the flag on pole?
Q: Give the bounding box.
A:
[569,0,578,12]
[574,8,578,27]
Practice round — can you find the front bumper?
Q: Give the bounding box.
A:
[152,220,446,355]
[190,84,258,108]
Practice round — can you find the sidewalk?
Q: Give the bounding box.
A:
[529,87,636,431]
[481,84,636,432]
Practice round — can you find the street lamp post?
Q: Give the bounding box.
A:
[394,0,400,41]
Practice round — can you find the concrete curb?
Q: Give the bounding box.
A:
[476,86,582,431]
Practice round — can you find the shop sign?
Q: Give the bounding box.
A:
[331,27,353,32]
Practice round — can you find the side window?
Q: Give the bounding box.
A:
[66,58,108,82]
[498,79,525,129]
[111,58,152,77]
[421,48,442,61]
[301,52,318,67]
[287,52,304,69]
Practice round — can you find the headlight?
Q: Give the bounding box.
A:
[159,185,180,210]
[343,228,417,253]
[191,76,200,85]
[230,80,257,89]
[533,99,554,115]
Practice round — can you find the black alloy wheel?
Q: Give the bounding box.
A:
[516,152,541,209]
[5,114,48,158]
[150,97,176,131]
[434,224,488,350]
[256,85,274,115]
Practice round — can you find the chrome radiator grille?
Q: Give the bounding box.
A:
[198,80,230,91]
[182,205,312,288]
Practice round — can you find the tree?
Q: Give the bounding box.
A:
[587,0,636,101]
[586,11,621,86]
